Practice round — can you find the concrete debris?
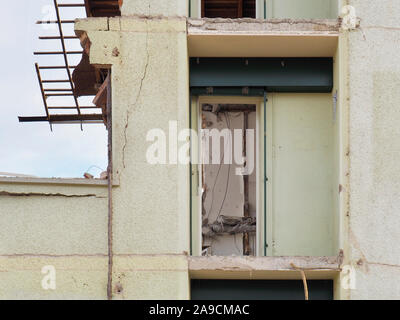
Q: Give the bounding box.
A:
[203,215,256,237]
[83,172,94,179]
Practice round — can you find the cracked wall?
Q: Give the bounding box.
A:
[347,0,400,299]
[76,16,190,299]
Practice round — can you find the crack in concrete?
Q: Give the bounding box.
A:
[188,17,341,32]
[121,15,150,172]
[0,191,105,198]
[367,261,400,270]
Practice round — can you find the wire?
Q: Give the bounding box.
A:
[206,112,230,220]
[215,112,232,221]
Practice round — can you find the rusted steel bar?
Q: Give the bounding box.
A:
[34,51,83,55]
[53,0,81,115]
[39,65,76,69]
[44,89,73,92]
[39,36,78,40]
[34,63,49,121]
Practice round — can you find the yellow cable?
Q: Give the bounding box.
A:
[290,263,309,300]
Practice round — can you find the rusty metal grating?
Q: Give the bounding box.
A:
[19,0,104,127]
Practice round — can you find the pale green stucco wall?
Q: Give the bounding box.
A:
[346,0,400,299]
[76,16,191,299]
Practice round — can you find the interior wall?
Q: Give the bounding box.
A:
[201,107,257,256]
[267,0,338,19]
[270,93,335,256]
[190,0,339,19]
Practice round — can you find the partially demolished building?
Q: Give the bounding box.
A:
[1,0,400,300]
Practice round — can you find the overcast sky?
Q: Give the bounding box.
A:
[0,0,107,178]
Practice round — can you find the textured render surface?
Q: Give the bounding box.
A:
[0,256,107,300]
[76,16,190,299]
[347,0,400,299]
[0,181,108,299]
[121,0,187,17]
[0,182,108,255]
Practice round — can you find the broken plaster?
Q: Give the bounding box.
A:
[121,20,150,172]
[0,191,105,198]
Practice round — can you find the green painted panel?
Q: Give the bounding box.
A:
[190,58,333,93]
[191,280,333,300]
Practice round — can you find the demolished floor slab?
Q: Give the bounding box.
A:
[189,256,342,280]
[188,18,340,57]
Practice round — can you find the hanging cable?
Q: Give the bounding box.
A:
[215,112,231,221]
[290,263,309,300]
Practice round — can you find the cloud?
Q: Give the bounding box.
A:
[0,0,107,178]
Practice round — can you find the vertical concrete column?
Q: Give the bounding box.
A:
[76,15,190,299]
[346,0,400,299]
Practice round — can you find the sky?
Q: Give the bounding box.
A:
[0,0,107,178]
